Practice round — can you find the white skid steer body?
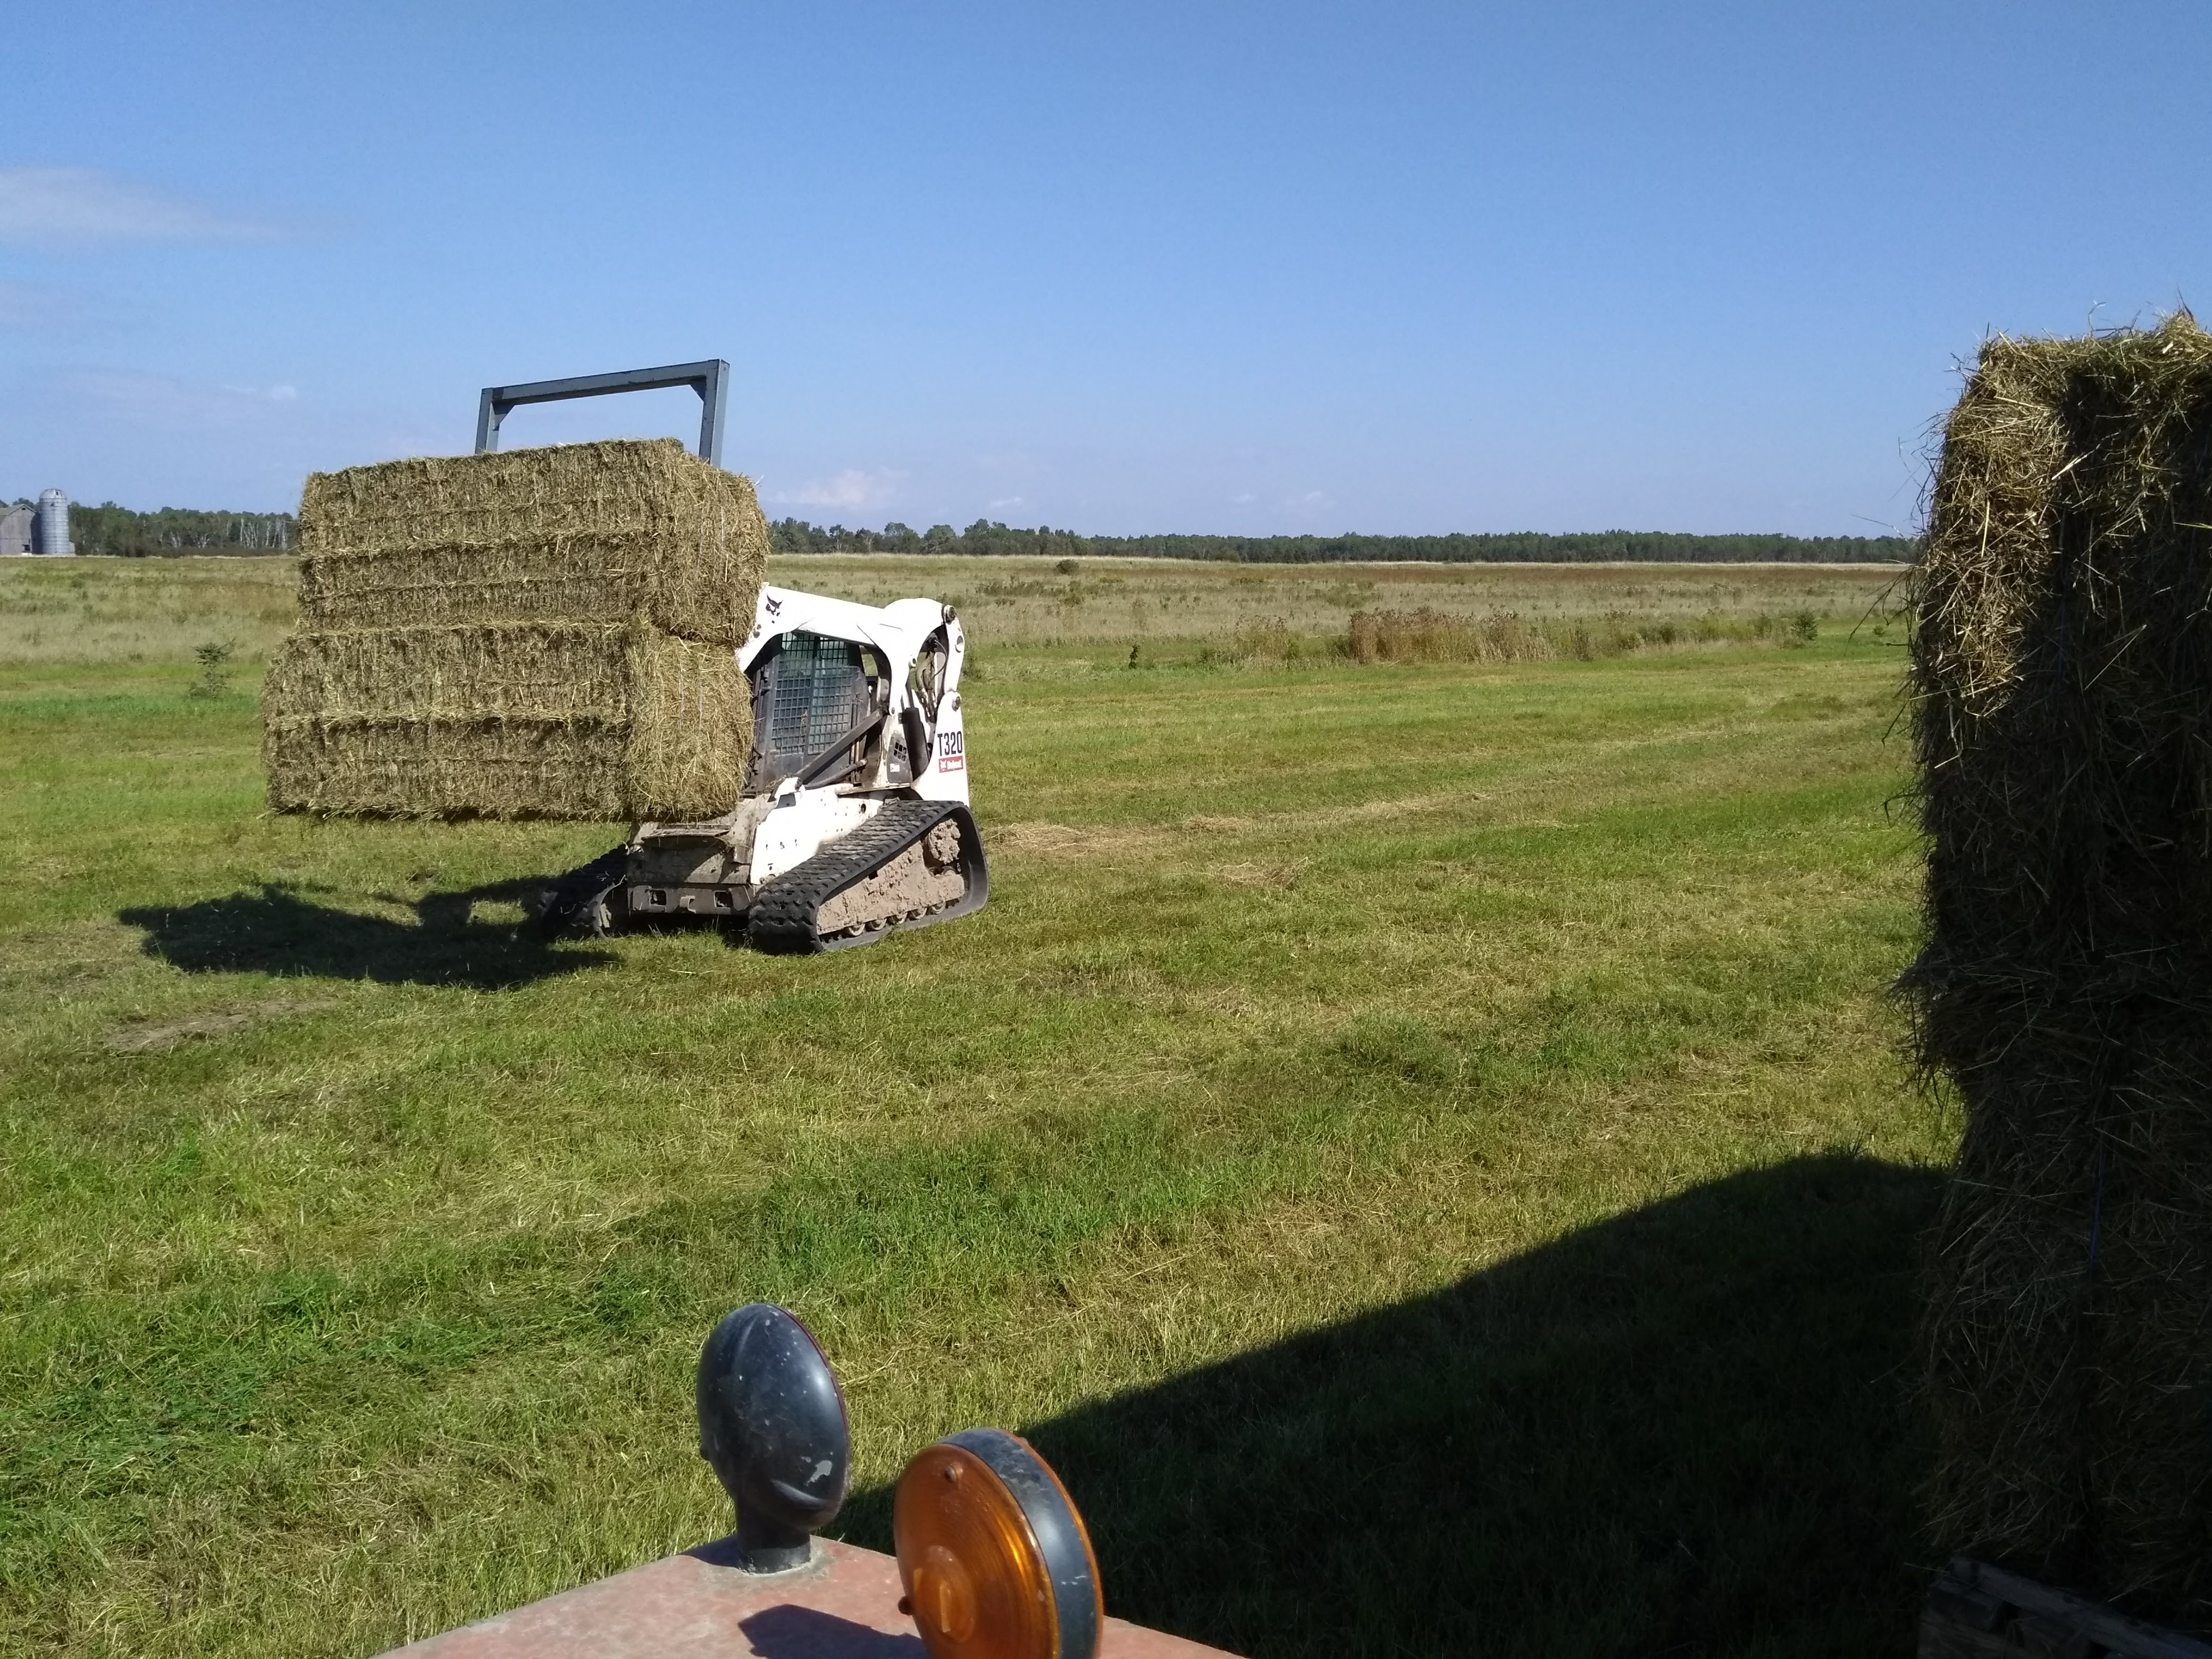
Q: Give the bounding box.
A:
[538,584,987,953]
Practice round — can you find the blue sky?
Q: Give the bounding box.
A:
[4,2,2208,535]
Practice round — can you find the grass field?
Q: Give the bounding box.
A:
[0,556,1945,1658]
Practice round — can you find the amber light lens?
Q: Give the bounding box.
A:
[893,1434,1101,1659]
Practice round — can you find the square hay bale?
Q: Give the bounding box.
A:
[262,622,749,822]
[297,439,769,646]
[1907,314,2212,1629]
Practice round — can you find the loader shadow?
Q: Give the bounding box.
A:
[834,1153,1944,1659]
[118,880,614,989]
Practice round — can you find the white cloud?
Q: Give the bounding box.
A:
[0,281,80,327]
[1230,492,1256,505]
[987,495,1025,512]
[0,165,278,248]
[69,370,306,427]
[769,467,904,513]
[1285,489,1336,515]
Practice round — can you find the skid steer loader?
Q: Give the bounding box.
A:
[483,362,986,954]
[537,581,988,953]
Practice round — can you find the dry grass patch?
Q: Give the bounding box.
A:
[102,997,339,1055]
[769,554,1904,649]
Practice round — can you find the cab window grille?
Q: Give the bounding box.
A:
[747,632,874,789]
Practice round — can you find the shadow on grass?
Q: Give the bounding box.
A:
[837,1153,1942,1659]
[118,881,614,989]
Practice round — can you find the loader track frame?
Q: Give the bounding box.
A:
[747,798,988,954]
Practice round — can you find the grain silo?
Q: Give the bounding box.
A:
[31,489,72,555]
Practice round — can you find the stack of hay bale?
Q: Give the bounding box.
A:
[264,439,769,822]
[1909,314,2212,1631]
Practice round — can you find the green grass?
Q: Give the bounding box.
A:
[0,558,1945,1657]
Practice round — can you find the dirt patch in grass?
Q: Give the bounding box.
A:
[1214,862,1305,890]
[991,821,1170,859]
[103,996,339,1055]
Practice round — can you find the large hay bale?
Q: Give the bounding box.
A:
[297,439,769,646]
[1908,314,2212,1628]
[263,622,749,821]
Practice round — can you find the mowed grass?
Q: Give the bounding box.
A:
[0,557,1945,1657]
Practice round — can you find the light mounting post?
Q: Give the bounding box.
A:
[696,1303,851,1572]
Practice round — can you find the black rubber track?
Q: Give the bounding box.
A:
[748,799,988,954]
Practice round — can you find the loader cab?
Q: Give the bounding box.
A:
[743,630,891,792]
[734,586,969,806]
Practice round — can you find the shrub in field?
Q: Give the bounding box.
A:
[188,640,234,699]
[1344,608,1549,664]
[1237,617,1305,661]
[1200,616,1317,665]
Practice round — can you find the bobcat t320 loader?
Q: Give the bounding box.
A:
[539,581,987,952]
[478,363,985,954]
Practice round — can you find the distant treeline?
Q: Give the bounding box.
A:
[65,502,297,556]
[768,518,1916,564]
[47,500,1914,563]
